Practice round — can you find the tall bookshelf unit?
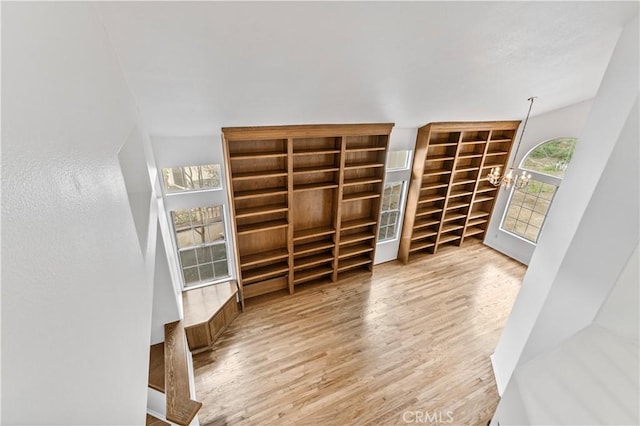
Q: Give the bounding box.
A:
[398,121,520,264]
[222,124,393,307]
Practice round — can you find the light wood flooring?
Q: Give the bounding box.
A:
[193,241,526,426]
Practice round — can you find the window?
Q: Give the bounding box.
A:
[501,137,577,243]
[378,181,405,241]
[172,205,229,287]
[502,181,557,242]
[386,150,412,170]
[521,137,577,178]
[162,164,221,193]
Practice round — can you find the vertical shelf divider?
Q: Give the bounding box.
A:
[433,131,464,253]
[333,136,346,282]
[286,137,294,294]
[461,130,492,245]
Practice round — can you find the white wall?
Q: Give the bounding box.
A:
[595,245,639,342]
[118,127,155,257]
[491,13,639,395]
[150,222,181,345]
[484,100,593,265]
[2,3,154,424]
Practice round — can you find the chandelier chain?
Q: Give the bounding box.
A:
[486,97,536,190]
[511,96,537,169]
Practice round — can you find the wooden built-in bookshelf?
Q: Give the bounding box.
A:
[398,121,520,263]
[223,124,393,307]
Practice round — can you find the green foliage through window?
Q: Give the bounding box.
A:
[521,137,577,178]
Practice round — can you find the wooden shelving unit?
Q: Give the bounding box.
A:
[398,121,520,263]
[223,124,393,306]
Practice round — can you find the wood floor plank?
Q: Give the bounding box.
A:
[193,241,525,425]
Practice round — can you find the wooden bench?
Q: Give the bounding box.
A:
[182,281,239,353]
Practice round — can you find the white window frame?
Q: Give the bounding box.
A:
[385,150,412,171]
[378,181,407,243]
[500,176,559,243]
[500,137,576,244]
[161,163,223,195]
[171,204,232,290]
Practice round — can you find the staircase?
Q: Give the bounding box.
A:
[147,321,202,425]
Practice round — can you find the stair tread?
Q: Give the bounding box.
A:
[148,343,165,393]
[146,414,170,426]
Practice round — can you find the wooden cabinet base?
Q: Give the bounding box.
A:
[182,281,240,353]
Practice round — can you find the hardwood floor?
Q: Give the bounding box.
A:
[193,241,526,426]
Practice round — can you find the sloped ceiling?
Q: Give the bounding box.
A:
[95,1,638,135]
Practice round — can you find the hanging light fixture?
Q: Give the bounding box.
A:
[487,97,536,190]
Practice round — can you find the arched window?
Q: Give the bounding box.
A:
[501,137,578,243]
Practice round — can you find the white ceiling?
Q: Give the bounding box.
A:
[95,1,638,135]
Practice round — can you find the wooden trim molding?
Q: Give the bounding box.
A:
[222,123,394,140]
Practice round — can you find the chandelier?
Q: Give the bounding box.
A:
[487,97,535,189]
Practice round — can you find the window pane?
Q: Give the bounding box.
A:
[175,229,194,248]
[196,246,212,264]
[503,216,516,230]
[381,196,390,211]
[539,187,555,200]
[199,263,214,281]
[171,204,230,287]
[386,150,411,170]
[506,206,519,220]
[501,179,557,243]
[180,249,197,268]
[205,224,224,242]
[524,225,539,241]
[378,181,405,242]
[183,267,200,284]
[389,211,398,225]
[521,138,577,178]
[378,225,388,240]
[529,212,546,227]
[213,260,229,278]
[162,164,222,193]
[387,224,397,239]
[511,191,525,204]
[517,208,533,222]
[211,244,226,262]
[515,221,527,234]
[533,199,550,214]
[379,212,389,227]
